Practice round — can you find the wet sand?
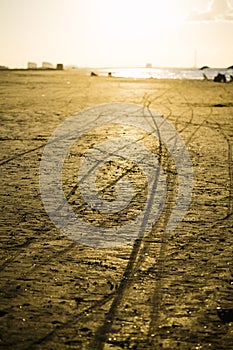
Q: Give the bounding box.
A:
[0,71,233,349]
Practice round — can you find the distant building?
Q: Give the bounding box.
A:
[27,62,37,69]
[0,65,8,70]
[146,63,152,68]
[42,62,54,69]
[56,63,64,70]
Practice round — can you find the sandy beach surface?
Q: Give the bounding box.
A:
[0,71,232,349]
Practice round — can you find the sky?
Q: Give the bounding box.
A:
[0,0,233,68]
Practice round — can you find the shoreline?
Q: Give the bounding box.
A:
[1,68,233,83]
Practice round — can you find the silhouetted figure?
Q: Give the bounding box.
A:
[108,72,112,77]
[202,73,209,80]
[214,73,226,83]
[90,71,98,77]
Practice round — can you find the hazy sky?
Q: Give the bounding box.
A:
[1,0,233,68]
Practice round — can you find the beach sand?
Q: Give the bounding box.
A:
[0,71,232,349]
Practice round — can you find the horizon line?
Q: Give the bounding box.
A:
[1,64,233,70]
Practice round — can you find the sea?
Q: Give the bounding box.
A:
[92,67,233,81]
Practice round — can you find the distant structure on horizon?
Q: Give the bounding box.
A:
[27,62,37,69]
[146,63,152,68]
[42,62,54,69]
[26,62,64,70]
[0,62,64,71]
[56,63,64,70]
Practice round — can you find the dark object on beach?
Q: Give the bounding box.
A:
[90,72,98,77]
[0,310,7,317]
[200,66,209,70]
[108,72,112,77]
[213,102,233,107]
[217,307,233,324]
[56,63,63,70]
[214,73,226,83]
[230,75,233,82]
[202,72,209,80]
[214,103,227,107]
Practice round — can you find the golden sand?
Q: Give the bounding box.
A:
[0,71,232,349]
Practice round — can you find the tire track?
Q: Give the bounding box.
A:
[4,97,230,348]
[88,100,211,349]
[24,291,116,350]
[0,112,105,166]
[88,107,172,349]
[147,103,217,345]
